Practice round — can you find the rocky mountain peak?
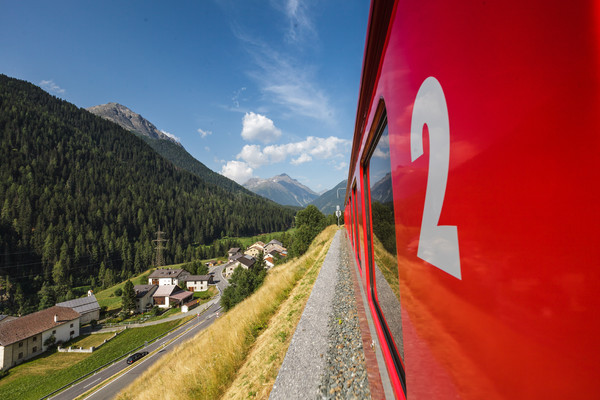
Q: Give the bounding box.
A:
[86,102,180,145]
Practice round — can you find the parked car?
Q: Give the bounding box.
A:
[126,351,148,365]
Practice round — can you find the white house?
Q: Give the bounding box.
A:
[148,269,189,286]
[237,254,256,270]
[56,293,100,325]
[185,275,211,292]
[134,285,158,313]
[0,306,80,371]
[244,241,265,258]
[152,285,193,309]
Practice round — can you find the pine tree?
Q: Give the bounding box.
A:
[122,280,136,314]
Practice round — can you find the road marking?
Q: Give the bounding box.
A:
[83,377,102,389]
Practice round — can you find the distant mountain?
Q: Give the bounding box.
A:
[309,180,347,215]
[243,174,319,207]
[371,172,393,204]
[86,102,178,143]
[87,103,245,193]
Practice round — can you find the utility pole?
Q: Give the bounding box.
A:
[153,226,168,267]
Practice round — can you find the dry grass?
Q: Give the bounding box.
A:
[67,332,116,349]
[116,226,338,400]
[221,228,335,399]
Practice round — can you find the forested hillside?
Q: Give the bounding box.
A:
[0,74,294,315]
[87,102,247,194]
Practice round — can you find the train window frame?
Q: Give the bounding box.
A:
[361,102,406,394]
[351,181,362,270]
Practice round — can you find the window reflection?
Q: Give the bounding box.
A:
[369,124,404,361]
[352,186,362,270]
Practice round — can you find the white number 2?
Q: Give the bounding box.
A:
[410,77,461,279]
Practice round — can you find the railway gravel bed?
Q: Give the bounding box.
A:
[318,234,370,399]
[270,229,371,399]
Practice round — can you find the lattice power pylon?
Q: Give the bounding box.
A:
[153,226,168,267]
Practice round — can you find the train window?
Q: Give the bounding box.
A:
[352,183,362,270]
[348,196,355,248]
[363,111,405,388]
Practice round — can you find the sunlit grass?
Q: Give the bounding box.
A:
[116,226,337,400]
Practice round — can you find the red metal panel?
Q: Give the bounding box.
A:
[379,1,599,398]
[349,0,600,398]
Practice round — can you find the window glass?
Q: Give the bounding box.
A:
[352,185,362,270]
[368,124,404,361]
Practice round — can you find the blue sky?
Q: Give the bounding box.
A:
[0,0,368,192]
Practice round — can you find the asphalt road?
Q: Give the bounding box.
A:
[50,269,229,400]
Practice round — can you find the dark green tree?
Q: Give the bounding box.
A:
[121,280,136,313]
[290,205,326,257]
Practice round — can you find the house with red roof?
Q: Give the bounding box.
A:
[0,306,81,371]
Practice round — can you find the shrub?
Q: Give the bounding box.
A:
[114,288,123,297]
[43,335,56,347]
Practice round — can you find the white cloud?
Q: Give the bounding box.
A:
[39,80,65,95]
[198,128,212,138]
[160,130,181,143]
[236,135,349,167]
[282,0,316,43]
[235,32,334,124]
[232,87,246,108]
[220,160,254,184]
[291,153,312,165]
[241,112,282,143]
[237,144,269,168]
[334,161,348,170]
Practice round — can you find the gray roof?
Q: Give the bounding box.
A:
[148,269,187,279]
[153,285,181,297]
[238,254,256,268]
[185,275,211,282]
[56,294,100,315]
[228,247,241,253]
[134,285,158,298]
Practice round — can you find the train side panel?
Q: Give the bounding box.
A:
[346,1,600,398]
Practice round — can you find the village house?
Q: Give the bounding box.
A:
[244,241,265,258]
[152,285,193,309]
[265,240,287,257]
[0,306,80,371]
[237,254,256,270]
[185,275,212,292]
[134,285,158,313]
[148,269,189,286]
[223,261,236,278]
[228,247,242,261]
[264,254,275,269]
[55,292,100,325]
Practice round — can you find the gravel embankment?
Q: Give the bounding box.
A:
[269,230,340,399]
[270,230,371,400]
[318,235,370,399]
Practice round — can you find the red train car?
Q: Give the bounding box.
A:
[345,1,600,398]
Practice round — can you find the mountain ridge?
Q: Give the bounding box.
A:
[243,174,319,207]
[86,102,180,144]
[87,102,248,194]
[309,179,347,215]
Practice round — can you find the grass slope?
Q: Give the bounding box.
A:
[221,228,338,399]
[95,268,154,311]
[116,225,338,400]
